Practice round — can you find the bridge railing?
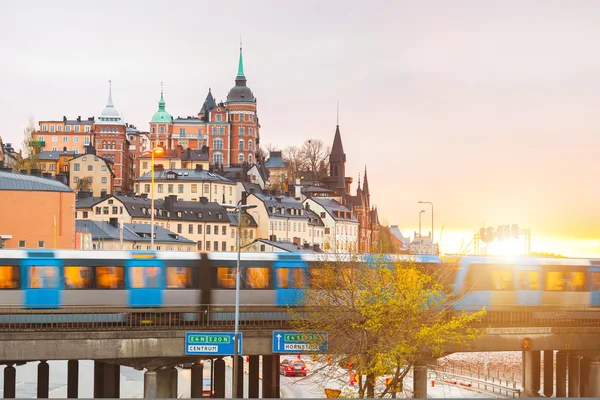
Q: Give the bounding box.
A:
[0,305,598,332]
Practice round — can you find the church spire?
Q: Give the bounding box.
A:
[363,166,370,196]
[107,79,114,107]
[237,42,245,77]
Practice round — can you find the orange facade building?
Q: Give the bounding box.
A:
[0,171,75,249]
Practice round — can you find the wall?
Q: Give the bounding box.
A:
[0,190,75,249]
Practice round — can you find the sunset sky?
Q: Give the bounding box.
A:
[2,0,599,257]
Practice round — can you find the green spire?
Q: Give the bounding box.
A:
[237,46,245,77]
[151,82,172,123]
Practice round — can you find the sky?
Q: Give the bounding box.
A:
[1,0,599,257]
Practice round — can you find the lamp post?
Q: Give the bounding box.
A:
[150,146,164,250]
[220,201,257,399]
[418,201,434,254]
[419,210,426,254]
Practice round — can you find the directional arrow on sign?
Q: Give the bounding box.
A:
[277,333,282,350]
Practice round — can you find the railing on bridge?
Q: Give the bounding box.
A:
[0,305,598,332]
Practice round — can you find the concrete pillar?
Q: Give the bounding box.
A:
[191,362,204,398]
[3,364,16,398]
[543,351,553,397]
[37,360,50,399]
[171,367,178,398]
[156,368,172,398]
[522,351,541,397]
[214,358,226,399]
[262,355,274,398]
[588,360,600,397]
[556,351,567,398]
[568,354,580,398]
[67,360,79,398]
[144,370,158,399]
[231,356,244,399]
[413,365,427,398]
[273,355,281,399]
[94,361,105,398]
[248,355,260,398]
[579,358,590,397]
[104,363,120,398]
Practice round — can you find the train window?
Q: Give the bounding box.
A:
[96,266,125,289]
[592,272,600,291]
[309,267,335,288]
[217,267,236,289]
[517,271,539,290]
[0,266,19,289]
[338,268,357,288]
[464,265,513,291]
[167,267,193,289]
[245,268,271,289]
[129,266,162,288]
[64,266,93,289]
[276,268,306,289]
[491,270,513,290]
[544,271,586,291]
[28,266,59,288]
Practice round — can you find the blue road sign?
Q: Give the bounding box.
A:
[185,332,242,355]
[272,330,328,353]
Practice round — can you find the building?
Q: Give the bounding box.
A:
[38,148,75,176]
[93,82,134,194]
[243,238,323,253]
[75,220,194,251]
[227,210,259,251]
[0,170,75,249]
[134,167,236,204]
[148,47,261,167]
[303,197,358,252]
[69,146,115,196]
[264,151,287,190]
[35,116,94,153]
[75,194,239,252]
[137,146,210,177]
[389,225,410,253]
[126,124,150,177]
[0,140,20,171]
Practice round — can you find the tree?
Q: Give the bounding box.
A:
[20,117,41,171]
[77,177,92,193]
[283,145,304,183]
[290,255,485,398]
[374,226,399,254]
[300,139,330,181]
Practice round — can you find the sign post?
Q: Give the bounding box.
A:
[272,331,328,353]
[185,332,242,356]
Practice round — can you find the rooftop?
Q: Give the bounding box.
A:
[136,169,233,184]
[76,220,194,244]
[0,171,72,193]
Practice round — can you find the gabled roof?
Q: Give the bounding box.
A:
[76,220,194,244]
[0,171,72,192]
[306,197,357,222]
[389,225,409,245]
[306,209,325,227]
[242,181,263,195]
[252,193,307,219]
[227,211,258,227]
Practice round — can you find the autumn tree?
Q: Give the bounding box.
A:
[20,117,41,171]
[300,139,330,181]
[290,255,486,398]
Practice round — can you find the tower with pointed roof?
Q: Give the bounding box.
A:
[94,81,134,193]
[149,84,174,150]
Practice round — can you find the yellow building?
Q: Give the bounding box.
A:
[69,147,115,196]
[137,146,210,177]
[38,148,75,176]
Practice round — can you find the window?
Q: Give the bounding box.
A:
[101,165,107,171]
[103,206,108,214]
[197,225,203,234]
[128,266,161,288]
[179,128,186,135]
[160,126,165,134]
[239,127,245,135]
[221,241,226,251]
[203,184,209,193]
[276,268,306,289]
[517,271,539,290]
[63,136,68,142]
[212,126,217,135]
[216,114,222,122]
[213,241,218,251]
[189,224,193,234]
[222,226,226,235]
[168,184,174,193]
[74,148,78,154]
[249,127,253,136]
[167,266,193,288]
[49,164,55,171]
[544,271,587,291]
[214,225,219,234]
[84,137,90,145]
[213,138,223,150]
[27,266,59,288]
[245,268,272,289]
[95,207,101,215]
[238,140,244,150]
[75,125,80,132]
[87,165,93,172]
[85,125,91,133]
[248,140,253,151]
[42,124,48,131]
[143,161,148,170]
[217,267,236,288]
[64,266,93,289]
[158,184,163,193]
[219,126,224,135]
[248,154,253,164]
[238,154,244,163]
[213,153,223,165]
[206,241,211,251]
[52,136,57,142]
[177,224,182,234]
[144,184,150,192]
[206,225,211,235]
[101,177,107,184]
[198,241,203,251]
[0,266,19,289]
[74,164,80,171]
[50,125,55,132]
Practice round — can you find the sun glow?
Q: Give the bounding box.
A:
[486,239,526,256]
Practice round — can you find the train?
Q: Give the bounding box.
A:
[0,250,599,314]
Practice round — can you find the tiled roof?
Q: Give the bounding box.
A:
[75,220,194,244]
[0,171,72,192]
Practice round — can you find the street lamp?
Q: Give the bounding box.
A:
[419,210,426,254]
[150,146,165,250]
[418,201,434,254]
[220,201,257,399]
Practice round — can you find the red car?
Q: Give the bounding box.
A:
[280,359,308,377]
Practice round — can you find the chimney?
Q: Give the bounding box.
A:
[139,193,148,199]
[293,237,301,247]
[313,244,320,252]
[303,242,310,249]
[30,169,42,177]
[63,146,68,152]
[55,173,68,185]
[154,164,164,172]
[199,197,208,204]
[63,116,67,122]
[295,177,301,200]
[195,164,203,171]
[304,202,310,211]
[164,195,177,212]
[77,116,81,122]
[269,234,277,242]
[241,192,248,205]
[20,170,27,175]
[42,172,52,179]
[101,189,108,198]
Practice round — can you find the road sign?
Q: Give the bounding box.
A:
[185,332,242,355]
[272,330,328,353]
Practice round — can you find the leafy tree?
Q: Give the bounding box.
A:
[374,226,398,254]
[290,255,486,398]
[20,117,41,171]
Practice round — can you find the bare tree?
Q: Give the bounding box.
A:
[300,138,330,181]
[283,145,304,183]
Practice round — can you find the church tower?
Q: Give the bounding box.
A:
[149,83,173,149]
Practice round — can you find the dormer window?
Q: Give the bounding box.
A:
[177,211,182,218]
[166,172,177,180]
[217,213,223,220]
[197,212,203,218]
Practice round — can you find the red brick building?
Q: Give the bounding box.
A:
[148,47,260,167]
